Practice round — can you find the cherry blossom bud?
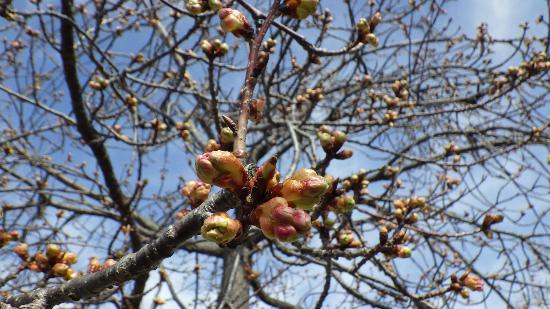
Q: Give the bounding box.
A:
[64,268,78,281]
[281,169,329,210]
[208,0,222,11]
[46,244,60,258]
[205,139,221,152]
[397,245,412,258]
[52,263,69,277]
[195,151,247,191]
[181,180,211,207]
[338,230,354,246]
[332,195,355,213]
[335,149,353,160]
[62,252,78,265]
[283,0,319,19]
[220,127,235,145]
[201,212,242,244]
[462,274,484,291]
[14,243,29,260]
[252,197,311,242]
[370,12,382,30]
[219,8,253,38]
[365,33,379,47]
[186,0,205,15]
[459,288,470,299]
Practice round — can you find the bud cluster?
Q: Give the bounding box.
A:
[317,126,352,159]
[340,169,369,196]
[281,0,319,20]
[186,0,222,15]
[252,197,311,242]
[356,12,382,47]
[200,39,229,58]
[17,244,79,281]
[124,95,138,111]
[88,76,109,91]
[181,180,211,208]
[296,87,324,106]
[337,229,361,247]
[450,272,484,298]
[393,196,426,224]
[88,256,117,273]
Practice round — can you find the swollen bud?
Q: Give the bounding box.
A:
[186,0,204,15]
[181,180,211,207]
[195,151,247,191]
[220,127,235,145]
[462,274,484,291]
[219,8,253,38]
[14,243,29,260]
[201,212,242,244]
[252,197,311,242]
[51,263,69,277]
[281,169,329,210]
[337,229,354,246]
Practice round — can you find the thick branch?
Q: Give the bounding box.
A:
[5,191,241,308]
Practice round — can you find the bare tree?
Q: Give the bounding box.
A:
[0,0,549,308]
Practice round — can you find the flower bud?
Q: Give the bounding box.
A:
[332,195,355,213]
[181,180,211,207]
[34,252,49,268]
[64,268,78,281]
[379,225,388,244]
[337,230,354,246]
[282,0,319,19]
[335,149,353,160]
[208,0,222,11]
[281,169,329,210]
[397,245,412,258]
[459,288,470,299]
[365,33,379,47]
[220,127,235,145]
[46,244,60,258]
[205,139,221,152]
[14,243,29,260]
[195,151,247,191]
[219,8,253,38]
[51,263,69,277]
[62,252,78,265]
[462,274,484,291]
[252,197,311,242]
[186,0,205,15]
[370,12,382,30]
[201,212,242,244]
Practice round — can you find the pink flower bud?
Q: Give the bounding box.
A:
[219,8,253,38]
[201,212,242,244]
[281,169,329,210]
[181,180,211,207]
[252,197,311,242]
[195,151,247,191]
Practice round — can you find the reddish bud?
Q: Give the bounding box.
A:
[252,197,311,242]
[195,151,247,191]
